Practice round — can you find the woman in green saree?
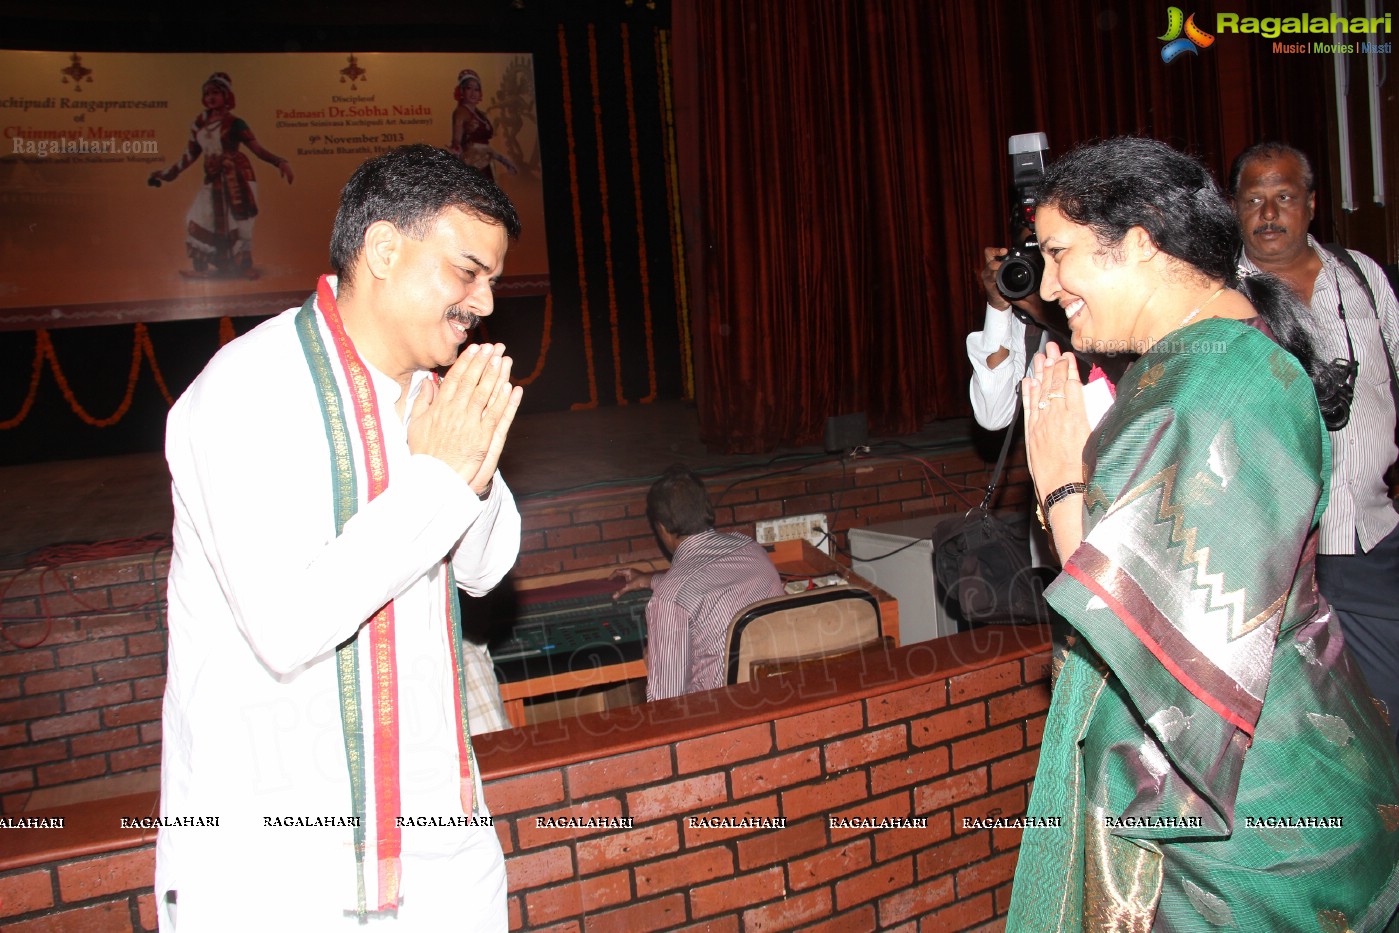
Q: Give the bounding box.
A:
[1008,137,1399,931]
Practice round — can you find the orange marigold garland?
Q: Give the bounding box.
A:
[139,324,177,407]
[0,331,45,430]
[517,292,554,386]
[560,24,601,411]
[656,27,695,399]
[587,24,626,406]
[621,22,658,404]
[48,323,176,427]
[1,324,177,430]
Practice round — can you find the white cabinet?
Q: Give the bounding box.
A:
[849,511,1033,644]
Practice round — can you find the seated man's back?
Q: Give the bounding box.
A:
[647,527,784,699]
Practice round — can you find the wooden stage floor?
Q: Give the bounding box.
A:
[0,400,975,571]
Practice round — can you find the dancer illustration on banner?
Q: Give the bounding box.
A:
[449,68,518,183]
[489,56,540,178]
[148,72,294,280]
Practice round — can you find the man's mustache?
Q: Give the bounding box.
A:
[1253,223,1287,236]
[447,308,480,330]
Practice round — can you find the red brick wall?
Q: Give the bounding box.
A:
[0,848,158,933]
[476,630,1051,931]
[0,446,1026,808]
[516,447,1029,577]
[0,555,169,810]
[0,627,1051,932]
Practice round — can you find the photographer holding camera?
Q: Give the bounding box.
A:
[1230,141,1399,744]
[967,243,1050,430]
[967,134,1052,432]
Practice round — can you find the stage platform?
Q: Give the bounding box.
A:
[0,400,977,571]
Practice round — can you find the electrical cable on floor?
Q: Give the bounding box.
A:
[0,533,171,650]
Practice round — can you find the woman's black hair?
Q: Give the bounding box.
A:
[1234,271,1356,428]
[1038,136,1240,285]
[1040,137,1323,392]
[1234,272,1319,372]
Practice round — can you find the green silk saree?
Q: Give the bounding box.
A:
[1008,319,1399,932]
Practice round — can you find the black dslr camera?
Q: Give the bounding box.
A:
[995,132,1050,302]
[1315,356,1359,431]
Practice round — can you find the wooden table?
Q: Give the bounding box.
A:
[495,540,899,727]
[766,539,900,647]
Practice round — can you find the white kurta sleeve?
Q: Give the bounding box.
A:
[450,473,521,595]
[166,335,487,677]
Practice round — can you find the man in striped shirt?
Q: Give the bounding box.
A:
[612,465,785,700]
[1231,142,1399,743]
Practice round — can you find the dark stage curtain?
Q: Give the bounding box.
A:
[673,0,1332,454]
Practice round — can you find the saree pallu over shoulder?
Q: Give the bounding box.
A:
[1008,320,1399,932]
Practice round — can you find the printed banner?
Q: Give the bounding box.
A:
[0,51,548,329]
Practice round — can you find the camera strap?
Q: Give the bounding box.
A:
[980,322,1044,512]
[1322,243,1380,310]
[1330,268,1359,370]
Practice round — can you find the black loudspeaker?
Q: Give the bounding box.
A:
[823,412,868,453]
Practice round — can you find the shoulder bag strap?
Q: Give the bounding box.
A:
[980,323,1044,511]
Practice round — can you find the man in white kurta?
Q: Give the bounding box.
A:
[158,145,523,931]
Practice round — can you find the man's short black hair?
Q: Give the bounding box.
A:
[646,465,715,537]
[1227,142,1316,197]
[329,144,522,291]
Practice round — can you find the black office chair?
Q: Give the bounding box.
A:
[723,586,885,685]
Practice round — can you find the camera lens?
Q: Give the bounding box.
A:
[996,251,1042,301]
